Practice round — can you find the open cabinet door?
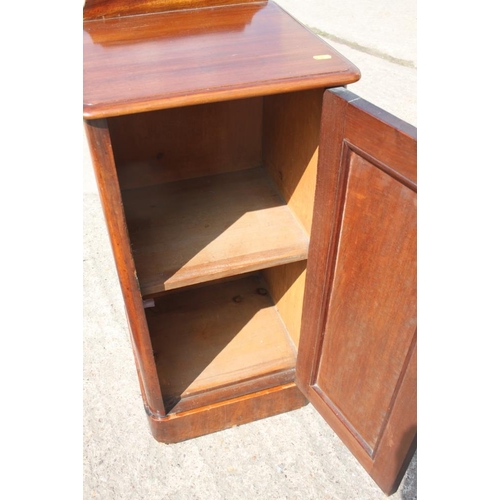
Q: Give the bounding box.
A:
[296,87,416,495]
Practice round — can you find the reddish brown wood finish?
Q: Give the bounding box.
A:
[296,87,416,495]
[84,0,263,20]
[148,382,307,443]
[83,1,360,118]
[84,2,416,492]
[108,97,263,187]
[84,119,166,418]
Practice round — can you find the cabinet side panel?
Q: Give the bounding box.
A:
[262,261,307,348]
[262,89,322,236]
[261,89,322,346]
[84,119,165,417]
[108,98,263,189]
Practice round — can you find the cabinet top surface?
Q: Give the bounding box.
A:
[83,1,360,119]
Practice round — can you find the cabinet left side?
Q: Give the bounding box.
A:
[84,118,166,420]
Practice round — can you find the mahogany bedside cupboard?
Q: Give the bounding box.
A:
[83,0,416,495]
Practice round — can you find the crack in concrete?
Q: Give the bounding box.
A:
[308,26,416,69]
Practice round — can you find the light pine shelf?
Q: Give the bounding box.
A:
[121,167,310,296]
[146,274,297,413]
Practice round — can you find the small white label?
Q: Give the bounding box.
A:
[313,54,332,60]
[143,299,155,308]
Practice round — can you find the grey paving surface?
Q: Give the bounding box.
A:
[83,1,417,498]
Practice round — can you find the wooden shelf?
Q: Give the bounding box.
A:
[121,167,309,297]
[146,274,297,413]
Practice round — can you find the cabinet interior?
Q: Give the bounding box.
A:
[107,88,323,413]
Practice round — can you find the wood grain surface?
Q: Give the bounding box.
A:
[109,97,263,187]
[146,274,297,411]
[315,152,416,453]
[296,88,416,495]
[262,89,323,236]
[84,118,166,417]
[84,0,263,20]
[121,167,309,296]
[148,382,307,444]
[83,2,360,118]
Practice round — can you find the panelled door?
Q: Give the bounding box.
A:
[297,87,417,495]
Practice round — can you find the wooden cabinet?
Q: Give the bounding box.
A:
[83,1,416,495]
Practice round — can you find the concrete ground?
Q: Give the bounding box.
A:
[83,1,417,498]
